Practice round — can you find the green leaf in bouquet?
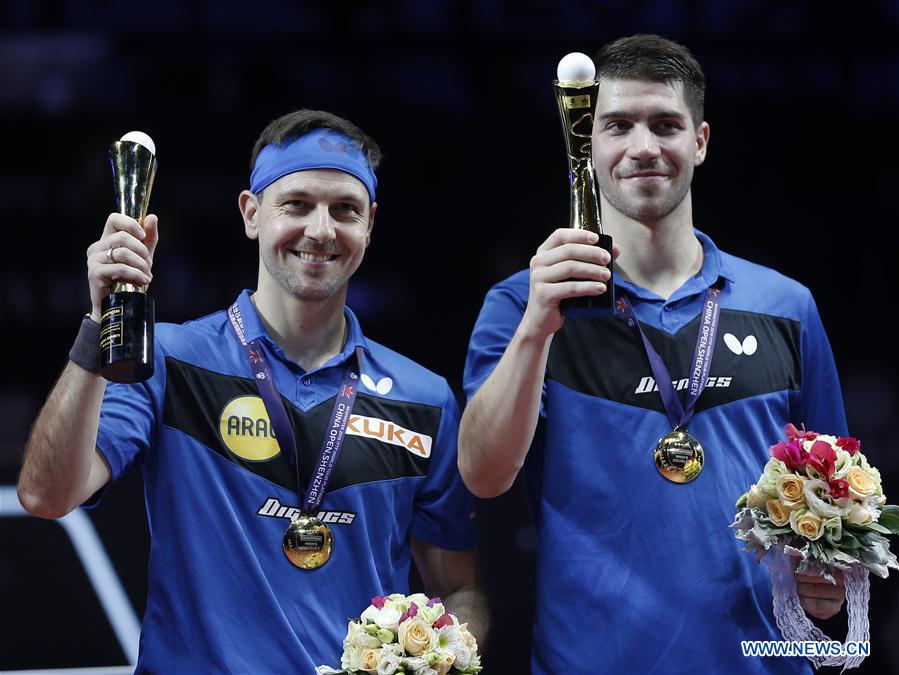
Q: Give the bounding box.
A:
[881,504,899,516]
[878,511,899,534]
[865,521,893,535]
[767,527,792,535]
[835,530,862,549]
[831,549,861,565]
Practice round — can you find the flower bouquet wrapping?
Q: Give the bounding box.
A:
[731,424,899,669]
[315,593,482,675]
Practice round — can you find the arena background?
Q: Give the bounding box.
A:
[2,2,898,673]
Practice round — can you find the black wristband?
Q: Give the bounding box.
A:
[69,314,101,373]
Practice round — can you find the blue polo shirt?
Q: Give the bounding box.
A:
[464,231,846,674]
[94,290,476,674]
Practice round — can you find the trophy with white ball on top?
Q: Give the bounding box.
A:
[101,131,157,383]
[553,52,614,314]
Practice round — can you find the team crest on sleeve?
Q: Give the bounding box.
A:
[219,395,281,461]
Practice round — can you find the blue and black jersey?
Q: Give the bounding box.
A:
[464,230,846,674]
[94,290,476,673]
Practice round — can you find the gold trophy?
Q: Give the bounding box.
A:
[101,131,157,383]
[553,52,614,314]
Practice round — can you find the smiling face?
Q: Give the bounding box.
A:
[592,78,709,224]
[240,168,376,304]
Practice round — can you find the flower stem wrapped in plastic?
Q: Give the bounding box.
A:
[731,424,899,669]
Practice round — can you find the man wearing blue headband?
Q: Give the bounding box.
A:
[19,109,487,673]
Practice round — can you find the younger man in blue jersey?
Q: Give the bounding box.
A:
[460,35,845,674]
[19,109,487,673]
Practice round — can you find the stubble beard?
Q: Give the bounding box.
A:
[261,249,345,303]
[599,165,694,224]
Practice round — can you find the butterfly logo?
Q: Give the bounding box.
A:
[723,333,758,356]
[360,374,393,395]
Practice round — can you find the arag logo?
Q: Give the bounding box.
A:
[219,395,280,461]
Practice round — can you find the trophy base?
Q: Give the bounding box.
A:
[561,233,615,317]
[100,291,155,383]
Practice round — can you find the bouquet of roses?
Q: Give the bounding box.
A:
[315,593,481,675]
[731,424,899,668]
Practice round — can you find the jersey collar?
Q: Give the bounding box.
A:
[233,289,372,366]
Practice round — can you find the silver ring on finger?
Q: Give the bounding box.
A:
[105,246,116,264]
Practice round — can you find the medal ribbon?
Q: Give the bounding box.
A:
[616,288,721,430]
[227,302,363,514]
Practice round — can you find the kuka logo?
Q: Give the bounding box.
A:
[346,415,432,458]
[218,396,281,461]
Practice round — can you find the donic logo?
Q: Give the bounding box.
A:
[257,498,356,524]
[218,396,280,461]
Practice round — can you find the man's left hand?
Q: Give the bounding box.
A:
[795,569,845,620]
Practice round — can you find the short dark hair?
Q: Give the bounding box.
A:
[594,34,706,127]
[249,109,382,173]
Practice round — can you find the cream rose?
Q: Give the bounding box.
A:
[766,499,791,526]
[746,485,769,509]
[776,474,806,508]
[431,650,455,675]
[398,617,436,656]
[790,508,824,540]
[846,501,875,525]
[846,467,877,499]
[360,649,381,672]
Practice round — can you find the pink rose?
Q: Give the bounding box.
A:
[371,595,386,609]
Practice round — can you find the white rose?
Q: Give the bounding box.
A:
[361,605,402,633]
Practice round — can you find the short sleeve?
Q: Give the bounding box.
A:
[790,291,848,435]
[409,383,476,551]
[463,274,530,402]
[91,349,166,504]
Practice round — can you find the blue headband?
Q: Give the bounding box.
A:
[249,128,377,202]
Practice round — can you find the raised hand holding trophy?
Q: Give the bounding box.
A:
[100,131,157,383]
[553,52,614,314]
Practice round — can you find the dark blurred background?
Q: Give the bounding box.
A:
[2,1,898,673]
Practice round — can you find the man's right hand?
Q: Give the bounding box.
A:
[86,213,159,322]
[520,227,618,340]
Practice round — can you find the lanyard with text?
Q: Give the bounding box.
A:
[227,302,363,569]
[616,288,721,483]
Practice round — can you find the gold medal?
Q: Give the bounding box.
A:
[653,428,704,483]
[283,514,332,570]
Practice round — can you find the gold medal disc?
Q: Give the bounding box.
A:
[283,514,332,570]
[653,428,704,483]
